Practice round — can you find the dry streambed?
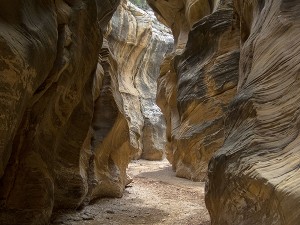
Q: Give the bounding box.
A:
[51,160,210,225]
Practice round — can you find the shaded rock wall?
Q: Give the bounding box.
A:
[149,0,239,180]
[85,38,133,201]
[0,0,173,223]
[206,1,300,224]
[53,0,173,207]
[151,0,300,224]
[104,0,173,161]
[0,0,120,224]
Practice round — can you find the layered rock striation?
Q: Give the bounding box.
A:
[0,0,120,224]
[104,0,173,161]
[77,0,173,205]
[206,1,300,224]
[149,0,239,181]
[0,0,173,224]
[85,1,173,202]
[151,0,300,224]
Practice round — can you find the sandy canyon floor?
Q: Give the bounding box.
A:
[51,159,210,225]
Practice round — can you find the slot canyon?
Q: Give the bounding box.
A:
[0,0,299,225]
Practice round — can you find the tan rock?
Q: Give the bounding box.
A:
[104,0,173,161]
[156,54,179,166]
[86,38,135,200]
[206,1,300,224]
[0,0,120,224]
[152,0,300,223]
[150,0,239,180]
[80,0,173,203]
[148,0,211,51]
[0,1,172,223]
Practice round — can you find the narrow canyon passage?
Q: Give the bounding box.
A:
[1,0,300,225]
[49,2,212,224]
[51,160,210,225]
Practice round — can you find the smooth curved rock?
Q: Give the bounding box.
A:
[150,0,239,180]
[86,38,134,200]
[0,0,120,224]
[206,1,300,224]
[0,1,172,223]
[77,0,173,203]
[104,0,173,161]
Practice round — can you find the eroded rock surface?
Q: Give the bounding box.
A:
[105,1,173,161]
[149,0,239,180]
[151,0,300,223]
[0,0,173,223]
[206,1,300,224]
[0,0,120,224]
[79,0,173,204]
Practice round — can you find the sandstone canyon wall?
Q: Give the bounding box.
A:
[2,0,299,224]
[104,0,173,161]
[150,0,300,224]
[149,0,240,181]
[86,1,173,203]
[84,0,173,204]
[0,0,120,224]
[0,0,173,224]
[206,1,300,224]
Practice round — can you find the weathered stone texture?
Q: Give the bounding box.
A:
[0,0,120,224]
[149,0,239,180]
[105,1,173,161]
[206,1,300,224]
[152,0,300,223]
[87,38,134,201]
[0,0,173,223]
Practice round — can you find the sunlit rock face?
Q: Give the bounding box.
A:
[206,1,300,224]
[0,0,119,224]
[104,0,173,161]
[81,0,173,203]
[149,0,239,180]
[85,38,133,201]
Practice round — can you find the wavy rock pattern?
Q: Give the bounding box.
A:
[0,0,120,224]
[151,0,300,223]
[104,1,173,161]
[149,0,239,180]
[206,1,300,224]
[0,0,172,223]
[86,37,140,201]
